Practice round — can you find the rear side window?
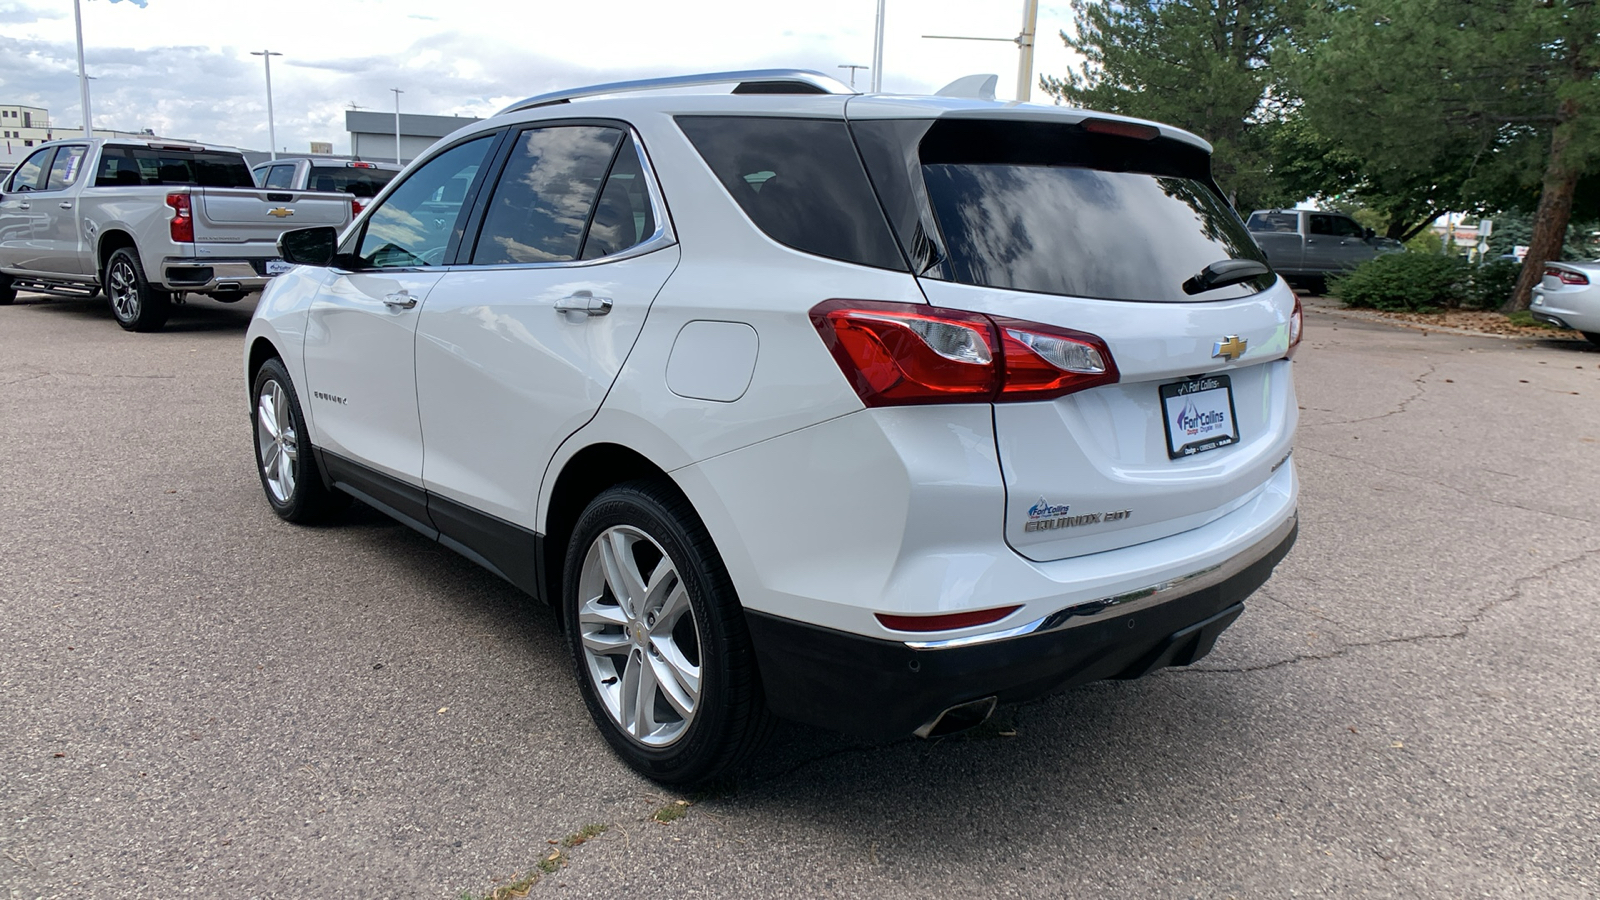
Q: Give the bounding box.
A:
[94,147,255,188]
[676,116,905,270]
[855,118,1272,302]
[45,146,87,190]
[307,165,395,198]
[471,125,623,265]
[262,165,295,189]
[1310,214,1364,238]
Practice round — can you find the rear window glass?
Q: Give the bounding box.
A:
[308,165,397,198]
[856,118,1272,302]
[95,147,255,188]
[676,116,905,271]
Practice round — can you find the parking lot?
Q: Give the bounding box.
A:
[2,293,1597,898]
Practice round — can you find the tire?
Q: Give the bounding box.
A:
[1583,331,1600,347]
[564,480,773,785]
[251,358,348,523]
[0,272,15,305]
[103,247,171,332]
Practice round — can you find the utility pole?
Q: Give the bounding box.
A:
[1015,0,1039,102]
[72,0,92,137]
[390,88,405,164]
[838,64,868,90]
[871,0,886,92]
[251,50,283,159]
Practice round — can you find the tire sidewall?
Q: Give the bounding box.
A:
[562,485,737,783]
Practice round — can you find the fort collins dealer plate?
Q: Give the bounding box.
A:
[1160,374,1240,459]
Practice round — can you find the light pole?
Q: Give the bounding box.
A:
[871,0,886,92]
[72,0,92,137]
[838,64,868,90]
[390,88,404,164]
[251,50,283,159]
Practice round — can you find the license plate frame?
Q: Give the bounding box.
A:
[265,259,294,276]
[1160,373,1240,459]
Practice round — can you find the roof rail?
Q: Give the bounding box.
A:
[495,69,855,116]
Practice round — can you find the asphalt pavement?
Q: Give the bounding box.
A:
[2,291,1597,899]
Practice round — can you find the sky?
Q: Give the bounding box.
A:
[0,0,1082,155]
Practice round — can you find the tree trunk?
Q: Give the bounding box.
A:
[1506,104,1582,313]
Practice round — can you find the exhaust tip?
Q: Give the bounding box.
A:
[913,696,997,739]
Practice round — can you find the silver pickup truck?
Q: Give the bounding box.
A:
[0,138,352,331]
[1246,209,1402,290]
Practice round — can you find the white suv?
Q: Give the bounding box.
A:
[245,70,1301,783]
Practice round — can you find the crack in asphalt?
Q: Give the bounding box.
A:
[1175,545,1600,676]
[1300,361,1436,428]
[1296,444,1597,526]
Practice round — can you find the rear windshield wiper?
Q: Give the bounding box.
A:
[1182,258,1271,295]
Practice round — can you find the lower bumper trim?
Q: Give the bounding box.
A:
[745,516,1297,742]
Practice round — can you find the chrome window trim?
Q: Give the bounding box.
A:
[902,513,1298,650]
[455,125,676,272]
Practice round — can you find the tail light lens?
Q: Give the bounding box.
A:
[352,198,364,217]
[1286,294,1304,359]
[165,192,193,243]
[810,300,1119,406]
[1546,266,1589,285]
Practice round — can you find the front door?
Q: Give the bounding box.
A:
[0,146,56,273]
[416,126,678,531]
[300,134,498,496]
[32,144,89,276]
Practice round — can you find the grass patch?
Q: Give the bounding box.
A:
[561,823,609,848]
[1507,309,1562,329]
[652,799,692,824]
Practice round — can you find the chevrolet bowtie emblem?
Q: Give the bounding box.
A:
[1212,335,1247,361]
[267,207,295,218]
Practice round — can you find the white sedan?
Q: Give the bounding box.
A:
[1531,262,1600,345]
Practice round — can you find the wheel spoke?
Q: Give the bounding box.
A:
[632,652,659,737]
[257,396,279,439]
[600,530,647,617]
[650,650,698,719]
[260,440,280,473]
[649,581,690,635]
[581,629,630,655]
[578,599,628,629]
[277,448,295,495]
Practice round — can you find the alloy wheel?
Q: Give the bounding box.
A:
[107,258,140,322]
[576,525,702,747]
[255,379,299,504]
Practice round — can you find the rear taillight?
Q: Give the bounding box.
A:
[810,300,1118,407]
[1547,266,1589,285]
[1286,294,1304,359]
[352,198,364,216]
[166,192,193,243]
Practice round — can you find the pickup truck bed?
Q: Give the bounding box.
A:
[0,138,352,331]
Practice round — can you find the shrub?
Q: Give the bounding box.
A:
[1330,252,1472,311]
[1465,257,1521,310]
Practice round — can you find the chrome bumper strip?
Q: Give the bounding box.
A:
[903,512,1298,650]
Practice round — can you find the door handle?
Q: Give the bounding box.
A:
[59,202,73,210]
[383,291,417,310]
[17,202,28,211]
[554,291,613,317]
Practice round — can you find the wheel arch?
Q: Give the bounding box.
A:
[95,230,139,282]
[540,442,684,618]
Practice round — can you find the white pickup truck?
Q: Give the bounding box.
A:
[0,138,353,331]
[1246,209,1403,291]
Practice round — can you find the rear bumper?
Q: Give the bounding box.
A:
[746,514,1296,741]
[160,258,272,293]
[1531,289,1600,331]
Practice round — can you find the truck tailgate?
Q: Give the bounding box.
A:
[194,188,350,248]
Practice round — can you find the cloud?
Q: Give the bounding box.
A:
[0,2,62,25]
[105,0,149,6]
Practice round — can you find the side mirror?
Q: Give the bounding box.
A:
[1364,227,1376,240]
[277,226,338,267]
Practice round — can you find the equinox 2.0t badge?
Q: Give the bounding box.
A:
[1024,497,1132,533]
[1212,335,1247,361]
[267,207,295,218]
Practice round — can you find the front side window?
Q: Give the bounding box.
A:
[6,147,54,192]
[1310,214,1364,238]
[45,146,87,191]
[357,135,495,269]
[471,126,622,266]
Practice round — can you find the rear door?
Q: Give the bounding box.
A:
[852,115,1297,561]
[416,124,678,530]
